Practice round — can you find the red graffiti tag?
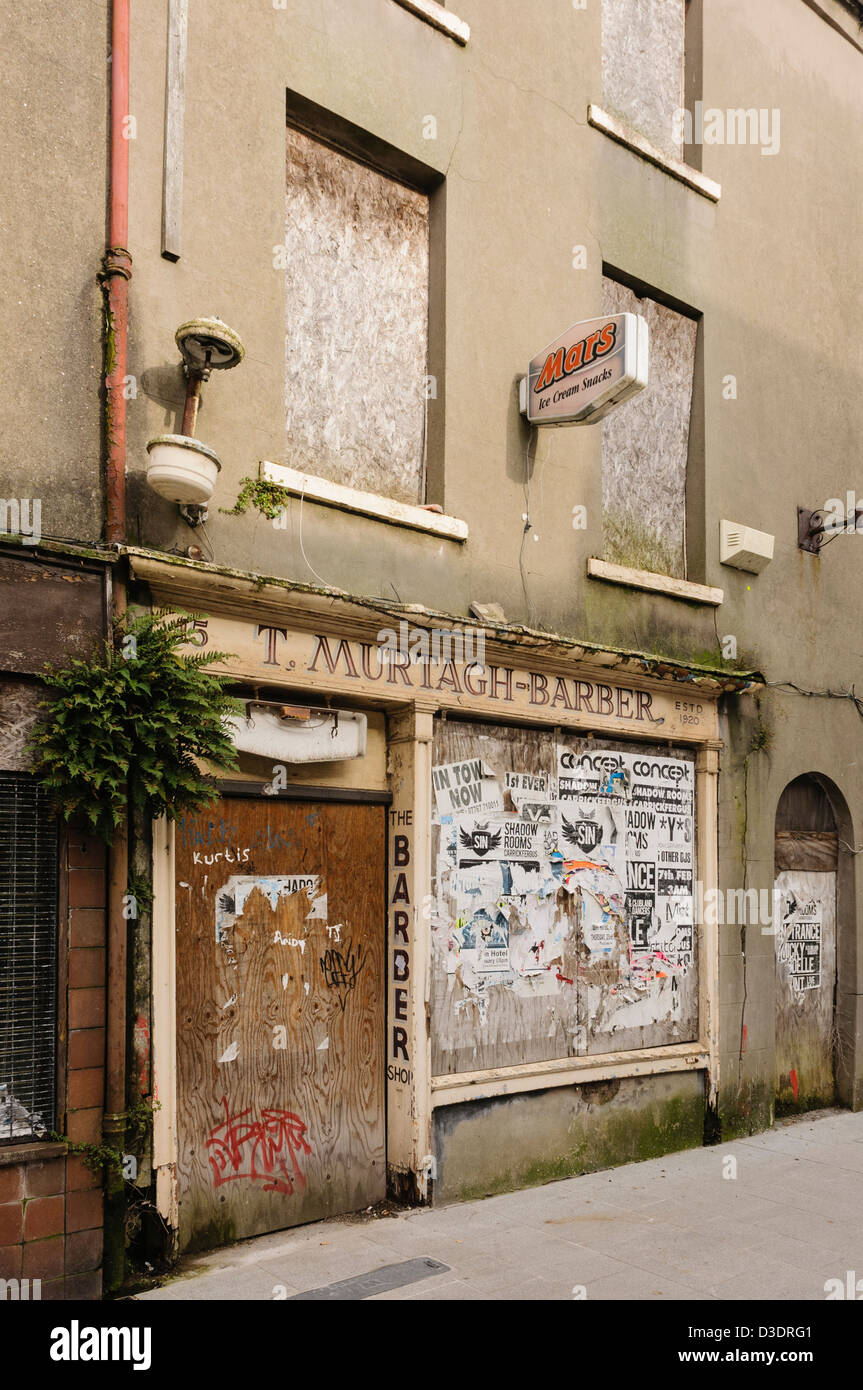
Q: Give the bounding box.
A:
[789,1068,799,1101]
[206,1097,311,1196]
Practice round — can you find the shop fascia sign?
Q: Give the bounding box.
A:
[181,615,721,743]
[519,312,648,426]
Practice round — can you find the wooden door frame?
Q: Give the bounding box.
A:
[151,783,392,1239]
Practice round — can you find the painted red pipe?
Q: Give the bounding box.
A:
[103,0,131,548]
[103,0,132,1294]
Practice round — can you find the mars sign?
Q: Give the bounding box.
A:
[519,312,648,426]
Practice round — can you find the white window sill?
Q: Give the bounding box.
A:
[260,461,469,543]
[588,557,724,606]
[392,0,470,45]
[588,104,721,203]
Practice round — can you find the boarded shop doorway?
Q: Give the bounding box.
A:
[174,797,386,1252]
[773,776,838,1114]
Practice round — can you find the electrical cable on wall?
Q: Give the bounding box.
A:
[296,484,335,591]
[195,519,216,564]
[519,424,545,630]
[769,681,863,721]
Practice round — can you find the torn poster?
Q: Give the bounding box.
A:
[215,874,322,944]
[777,894,822,991]
[432,741,696,1039]
[505,771,553,813]
[433,758,504,817]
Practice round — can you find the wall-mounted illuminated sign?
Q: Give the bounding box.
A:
[519,312,648,426]
[227,703,367,762]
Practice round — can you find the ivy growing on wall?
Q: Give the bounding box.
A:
[29,610,241,842]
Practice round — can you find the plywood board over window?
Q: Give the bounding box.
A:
[430,720,698,1076]
[601,0,686,160]
[601,277,697,579]
[284,127,430,505]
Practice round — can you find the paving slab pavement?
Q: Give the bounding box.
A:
[136,1108,863,1302]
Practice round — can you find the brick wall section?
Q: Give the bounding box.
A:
[0,827,106,1301]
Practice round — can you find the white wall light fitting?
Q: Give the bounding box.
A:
[146,316,245,526]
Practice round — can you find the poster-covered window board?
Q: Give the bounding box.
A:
[430,720,698,1075]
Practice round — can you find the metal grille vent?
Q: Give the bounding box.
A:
[0,772,59,1142]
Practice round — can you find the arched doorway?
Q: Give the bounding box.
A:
[773,776,839,1114]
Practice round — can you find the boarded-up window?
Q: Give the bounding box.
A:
[601,0,686,159]
[430,720,698,1075]
[601,277,697,578]
[284,127,430,504]
[0,772,59,1142]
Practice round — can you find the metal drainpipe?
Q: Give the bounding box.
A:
[100,0,131,1294]
[102,0,131,549]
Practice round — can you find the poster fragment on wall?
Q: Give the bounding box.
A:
[433,758,504,817]
[776,892,822,992]
[215,875,322,944]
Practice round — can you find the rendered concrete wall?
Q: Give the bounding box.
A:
[433,1071,705,1204]
[0,1,107,545]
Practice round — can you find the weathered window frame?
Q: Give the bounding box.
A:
[599,270,702,584]
[283,92,449,516]
[590,0,721,202]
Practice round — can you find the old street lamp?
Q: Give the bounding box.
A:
[146,316,245,527]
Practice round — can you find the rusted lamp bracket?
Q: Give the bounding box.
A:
[798,505,863,554]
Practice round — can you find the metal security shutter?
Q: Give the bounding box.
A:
[0,772,59,1142]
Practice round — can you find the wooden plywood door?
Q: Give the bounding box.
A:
[774,870,836,1113]
[175,800,386,1252]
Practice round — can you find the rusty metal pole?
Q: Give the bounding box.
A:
[181,373,203,437]
[181,349,211,438]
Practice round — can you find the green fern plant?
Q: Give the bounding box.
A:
[29,610,242,842]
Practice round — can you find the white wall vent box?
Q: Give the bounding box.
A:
[720,520,774,574]
[228,705,367,763]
